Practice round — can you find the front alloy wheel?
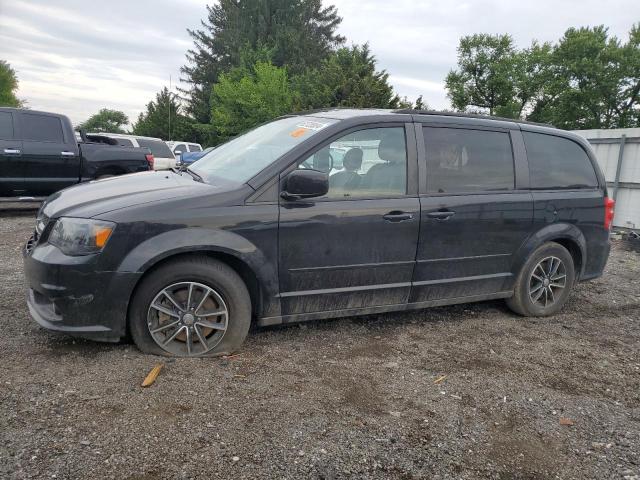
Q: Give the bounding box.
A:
[147,282,229,356]
[129,256,251,357]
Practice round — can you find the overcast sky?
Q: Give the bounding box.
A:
[1,0,638,125]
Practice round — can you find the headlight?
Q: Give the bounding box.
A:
[48,217,116,256]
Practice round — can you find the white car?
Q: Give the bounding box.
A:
[166,141,203,158]
[92,133,177,170]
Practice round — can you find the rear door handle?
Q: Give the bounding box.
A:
[3,148,21,155]
[427,211,455,220]
[383,211,414,222]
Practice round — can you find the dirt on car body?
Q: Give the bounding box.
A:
[1,213,639,479]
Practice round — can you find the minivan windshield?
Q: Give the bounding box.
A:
[190,116,337,184]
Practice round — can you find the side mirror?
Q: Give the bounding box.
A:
[281,169,328,200]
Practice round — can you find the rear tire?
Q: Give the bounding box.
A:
[506,242,575,317]
[129,256,251,357]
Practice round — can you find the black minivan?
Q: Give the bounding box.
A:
[23,109,613,357]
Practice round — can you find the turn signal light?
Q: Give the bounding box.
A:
[94,226,113,248]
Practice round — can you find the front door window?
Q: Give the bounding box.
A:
[296,127,408,199]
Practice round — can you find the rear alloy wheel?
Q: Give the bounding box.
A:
[506,242,575,317]
[528,256,567,309]
[129,257,251,357]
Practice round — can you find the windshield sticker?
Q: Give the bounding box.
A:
[290,128,308,138]
[296,120,330,131]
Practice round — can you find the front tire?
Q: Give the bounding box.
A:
[506,242,575,317]
[129,256,251,357]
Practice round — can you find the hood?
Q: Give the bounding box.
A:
[41,171,226,219]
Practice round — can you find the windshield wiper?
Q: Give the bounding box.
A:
[173,164,204,182]
[184,167,204,183]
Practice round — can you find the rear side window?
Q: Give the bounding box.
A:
[523,132,598,189]
[116,138,134,147]
[0,112,14,139]
[173,143,187,153]
[423,127,514,193]
[188,144,202,152]
[136,138,174,158]
[21,113,64,142]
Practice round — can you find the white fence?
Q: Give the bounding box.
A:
[572,128,640,230]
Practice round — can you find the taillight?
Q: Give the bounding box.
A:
[145,154,154,170]
[604,197,615,230]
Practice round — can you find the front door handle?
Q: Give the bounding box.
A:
[427,210,455,220]
[383,211,414,222]
[61,151,76,157]
[3,148,21,155]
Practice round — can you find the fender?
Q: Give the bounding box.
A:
[115,227,280,317]
[511,222,587,282]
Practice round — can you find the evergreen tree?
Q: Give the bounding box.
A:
[293,44,403,110]
[181,0,344,123]
[132,88,195,141]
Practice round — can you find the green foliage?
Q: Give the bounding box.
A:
[445,25,640,128]
[211,62,293,139]
[78,108,129,133]
[445,33,547,118]
[181,0,344,123]
[414,95,427,110]
[293,44,403,110]
[132,87,196,141]
[530,25,640,129]
[0,60,23,107]
[209,45,407,141]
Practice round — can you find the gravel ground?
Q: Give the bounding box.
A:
[1,213,639,480]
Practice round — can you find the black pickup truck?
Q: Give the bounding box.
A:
[1,108,153,199]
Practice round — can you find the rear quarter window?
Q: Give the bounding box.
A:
[524,132,598,189]
[136,138,174,158]
[116,138,134,147]
[21,113,65,142]
[0,112,14,139]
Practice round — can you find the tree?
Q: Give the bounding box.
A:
[414,95,427,110]
[294,44,403,110]
[78,109,129,133]
[211,61,293,139]
[446,33,549,118]
[530,25,640,129]
[0,60,23,107]
[445,25,640,127]
[181,0,344,123]
[132,87,195,141]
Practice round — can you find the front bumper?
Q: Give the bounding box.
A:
[23,239,141,342]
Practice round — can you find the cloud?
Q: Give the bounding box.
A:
[2,0,638,123]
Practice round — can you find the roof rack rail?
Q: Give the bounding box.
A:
[392,109,553,128]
